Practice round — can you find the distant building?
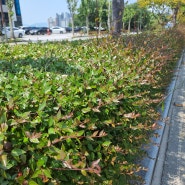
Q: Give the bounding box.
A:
[48,17,56,28]
[48,12,71,28]
[0,0,22,27]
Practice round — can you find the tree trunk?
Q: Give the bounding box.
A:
[107,0,111,33]
[99,21,102,35]
[8,9,14,38]
[173,6,179,26]
[6,0,14,39]
[71,14,74,36]
[128,19,131,33]
[112,0,124,36]
[86,15,89,35]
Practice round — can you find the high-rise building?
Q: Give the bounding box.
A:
[0,0,22,27]
[14,0,22,26]
[48,12,71,28]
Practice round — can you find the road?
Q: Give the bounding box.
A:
[22,32,98,42]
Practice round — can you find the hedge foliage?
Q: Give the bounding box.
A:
[0,28,184,185]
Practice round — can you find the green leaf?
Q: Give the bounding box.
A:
[37,159,45,168]
[44,85,51,94]
[0,154,7,167]
[0,134,5,143]
[11,149,26,157]
[77,130,84,136]
[29,180,39,185]
[102,141,112,147]
[161,102,165,112]
[48,128,55,135]
[20,111,30,119]
[20,154,27,164]
[31,170,42,178]
[81,170,87,176]
[30,138,39,143]
[63,128,73,133]
[82,107,91,113]
[55,150,66,160]
[0,111,7,124]
[42,168,52,178]
[56,110,62,122]
[38,100,46,111]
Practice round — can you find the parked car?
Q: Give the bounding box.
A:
[19,26,37,35]
[94,26,106,31]
[81,26,89,33]
[64,26,72,32]
[64,26,82,33]
[74,27,82,32]
[50,26,66,34]
[29,27,51,35]
[2,27,25,38]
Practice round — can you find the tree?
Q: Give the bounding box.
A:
[178,3,185,23]
[123,3,153,32]
[123,3,136,32]
[67,0,78,36]
[138,0,185,25]
[6,0,14,39]
[77,0,108,33]
[80,0,93,35]
[168,0,185,25]
[112,0,124,35]
[95,0,106,35]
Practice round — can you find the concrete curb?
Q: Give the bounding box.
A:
[142,50,185,185]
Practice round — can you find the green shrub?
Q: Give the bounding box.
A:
[0,28,184,184]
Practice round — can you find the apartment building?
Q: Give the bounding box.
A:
[0,0,22,27]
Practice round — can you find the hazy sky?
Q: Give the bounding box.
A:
[19,0,137,26]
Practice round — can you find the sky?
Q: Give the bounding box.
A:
[19,0,137,26]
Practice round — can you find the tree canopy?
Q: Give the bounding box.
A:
[138,0,185,25]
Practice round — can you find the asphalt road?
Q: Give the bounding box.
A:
[22,32,97,42]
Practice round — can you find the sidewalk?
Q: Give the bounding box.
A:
[151,50,185,185]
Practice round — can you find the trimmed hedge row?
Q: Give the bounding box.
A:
[0,28,184,184]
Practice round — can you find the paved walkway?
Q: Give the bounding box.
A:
[151,50,185,185]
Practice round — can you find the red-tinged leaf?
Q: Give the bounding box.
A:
[99,130,107,137]
[25,132,42,139]
[124,112,140,119]
[92,130,99,137]
[92,108,101,112]
[151,123,159,130]
[61,112,73,120]
[63,161,72,169]
[91,159,100,168]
